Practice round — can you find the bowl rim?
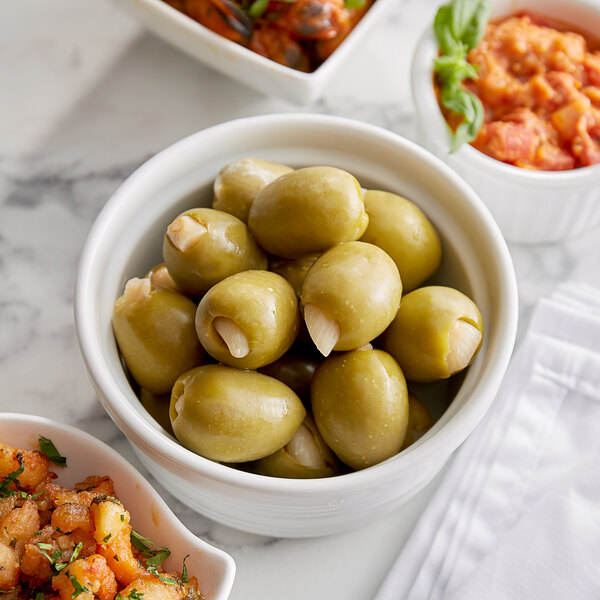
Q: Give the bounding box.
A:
[74,112,518,496]
[410,0,600,184]
[0,412,237,599]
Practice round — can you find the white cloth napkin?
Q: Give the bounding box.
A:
[375,281,600,600]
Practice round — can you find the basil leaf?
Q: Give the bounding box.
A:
[460,0,492,50]
[38,436,68,467]
[448,0,490,50]
[433,0,490,151]
[434,4,458,55]
[434,54,479,87]
[447,91,484,152]
[345,0,367,8]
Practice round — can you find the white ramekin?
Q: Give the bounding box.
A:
[74,113,518,537]
[411,0,600,244]
[0,413,236,599]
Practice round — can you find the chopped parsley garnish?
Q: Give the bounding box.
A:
[38,435,68,466]
[0,456,24,497]
[130,530,171,564]
[55,541,84,572]
[181,554,190,584]
[69,574,89,598]
[103,533,112,543]
[147,568,177,585]
[145,549,171,568]
[38,543,63,567]
[116,590,145,600]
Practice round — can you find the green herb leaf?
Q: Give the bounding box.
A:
[70,542,83,564]
[248,0,269,18]
[345,0,366,7]
[433,54,478,87]
[181,554,190,584]
[445,89,485,151]
[452,0,491,51]
[433,0,490,151]
[37,542,53,551]
[38,436,68,467]
[130,530,170,562]
[145,549,171,568]
[434,4,458,55]
[36,593,46,600]
[0,457,24,497]
[148,568,177,586]
[70,575,89,598]
[127,590,145,600]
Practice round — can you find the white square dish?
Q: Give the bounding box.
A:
[111,0,397,104]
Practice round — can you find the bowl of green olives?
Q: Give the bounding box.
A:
[75,113,518,538]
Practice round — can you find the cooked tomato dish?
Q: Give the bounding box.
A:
[162,0,373,72]
[0,438,203,600]
[464,12,600,170]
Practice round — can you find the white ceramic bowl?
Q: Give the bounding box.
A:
[0,413,236,599]
[111,0,396,105]
[411,0,600,244]
[74,113,518,538]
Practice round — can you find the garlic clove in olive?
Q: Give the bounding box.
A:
[213,316,250,359]
[284,423,327,469]
[123,277,151,304]
[447,320,483,375]
[166,215,207,252]
[303,303,340,357]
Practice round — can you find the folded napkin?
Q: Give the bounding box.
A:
[375,281,600,600]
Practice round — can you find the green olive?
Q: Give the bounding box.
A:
[301,241,402,355]
[380,286,484,382]
[401,394,434,450]
[139,388,174,435]
[162,207,267,296]
[258,348,320,400]
[311,348,409,470]
[252,414,340,478]
[195,270,300,370]
[169,364,306,463]
[248,166,368,258]
[212,158,293,222]
[112,277,205,394]
[269,254,320,297]
[360,190,442,292]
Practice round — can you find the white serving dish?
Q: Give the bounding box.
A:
[0,413,236,600]
[411,0,600,244]
[111,0,396,105]
[74,113,518,538]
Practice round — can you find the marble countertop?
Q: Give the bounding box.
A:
[2,1,600,599]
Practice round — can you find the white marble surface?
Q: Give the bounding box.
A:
[1,1,599,599]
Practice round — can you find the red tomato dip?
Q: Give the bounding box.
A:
[466,12,600,170]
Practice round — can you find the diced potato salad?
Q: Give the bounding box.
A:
[0,438,203,600]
